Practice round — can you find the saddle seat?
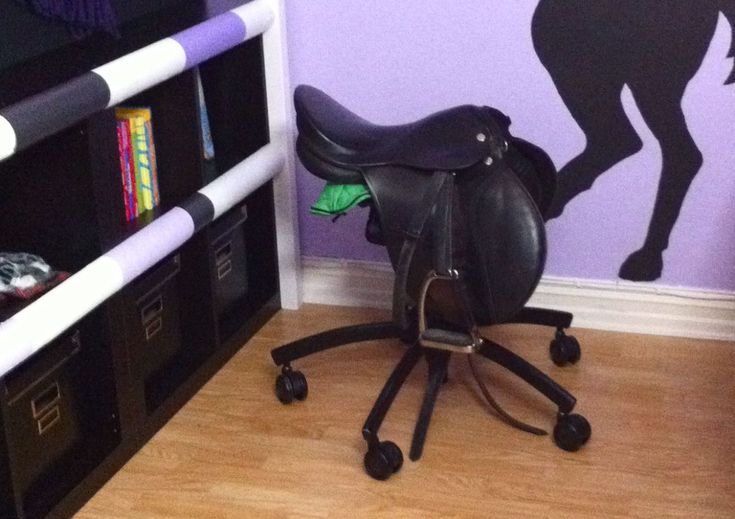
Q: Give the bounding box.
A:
[294,84,509,184]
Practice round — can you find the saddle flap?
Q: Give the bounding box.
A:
[362,162,546,326]
[505,137,557,219]
[459,164,546,323]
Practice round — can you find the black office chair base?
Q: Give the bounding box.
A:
[271,311,590,481]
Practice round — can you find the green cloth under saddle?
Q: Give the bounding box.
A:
[310,182,371,216]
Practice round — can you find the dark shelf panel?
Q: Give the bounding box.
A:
[0,2,280,518]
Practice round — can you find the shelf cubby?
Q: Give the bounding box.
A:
[198,37,269,180]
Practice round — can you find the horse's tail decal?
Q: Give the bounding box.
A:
[721,1,735,83]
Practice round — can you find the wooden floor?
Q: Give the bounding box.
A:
[76,305,735,518]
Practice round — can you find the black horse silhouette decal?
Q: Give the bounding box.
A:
[532,0,735,281]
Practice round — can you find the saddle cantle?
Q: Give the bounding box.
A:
[294,85,556,325]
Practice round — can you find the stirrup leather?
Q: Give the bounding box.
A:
[416,269,548,436]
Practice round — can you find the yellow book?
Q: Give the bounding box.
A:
[115,107,156,212]
[131,116,154,211]
[115,107,152,123]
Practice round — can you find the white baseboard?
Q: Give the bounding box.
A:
[301,257,735,341]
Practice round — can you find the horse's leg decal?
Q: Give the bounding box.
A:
[543,77,643,220]
[619,78,704,281]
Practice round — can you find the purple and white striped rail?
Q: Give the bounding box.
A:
[0,143,283,377]
[0,0,274,162]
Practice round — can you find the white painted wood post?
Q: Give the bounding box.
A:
[262,0,302,309]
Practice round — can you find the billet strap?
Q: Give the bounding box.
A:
[431,174,454,276]
[450,270,481,334]
[392,171,452,330]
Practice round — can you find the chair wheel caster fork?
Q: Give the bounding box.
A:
[550,329,581,366]
[364,439,404,481]
[553,413,591,452]
[275,365,308,404]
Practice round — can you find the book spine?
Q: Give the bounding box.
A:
[116,123,132,221]
[132,116,154,211]
[144,119,160,207]
[122,119,139,218]
[196,73,215,160]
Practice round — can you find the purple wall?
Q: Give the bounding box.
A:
[285,2,735,291]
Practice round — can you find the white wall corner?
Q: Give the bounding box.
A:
[263,0,302,309]
[302,256,735,341]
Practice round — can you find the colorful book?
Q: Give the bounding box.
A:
[116,120,138,220]
[145,119,160,206]
[115,107,159,215]
[115,123,131,221]
[124,121,139,218]
[132,116,154,211]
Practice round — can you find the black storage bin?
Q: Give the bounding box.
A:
[128,254,183,380]
[4,331,82,498]
[123,254,185,412]
[209,202,249,344]
[1,314,120,518]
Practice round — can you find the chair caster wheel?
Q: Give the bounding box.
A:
[550,332,581,366]
[275,369,308,404]
[553,413,591,452]
[364,440,403,480]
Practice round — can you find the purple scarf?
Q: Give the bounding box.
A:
[22,0,120,37]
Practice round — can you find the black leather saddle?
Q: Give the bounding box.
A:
[295,85,557,213]
[295,85,558,326]
[271,86,589,480]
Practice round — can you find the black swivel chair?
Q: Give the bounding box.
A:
[271,85,590,480]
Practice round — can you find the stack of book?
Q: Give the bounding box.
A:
[115,107,160,222]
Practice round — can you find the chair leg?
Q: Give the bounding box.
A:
[362,345,423,446]
[409,350,451,461]
[475,338,576,413]
[271,321,403,366]
[505,307,573,329]
[502,308,582,366]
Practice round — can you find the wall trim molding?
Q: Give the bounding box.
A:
[301,257,735,341]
